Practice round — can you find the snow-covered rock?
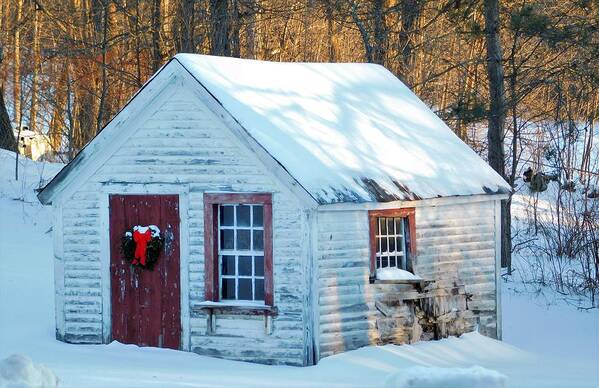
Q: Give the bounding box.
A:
[0,354,58,388]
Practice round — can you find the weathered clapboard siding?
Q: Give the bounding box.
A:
[316,200,499,359]
[414,201,497,337]
[56,89,311,366]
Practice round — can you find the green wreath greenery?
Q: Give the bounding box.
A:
[121,225,164,271]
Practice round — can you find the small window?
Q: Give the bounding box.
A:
[374,216,409,271]
[204,193,273,306]
[218,204,265,302]
[369,208,416,277]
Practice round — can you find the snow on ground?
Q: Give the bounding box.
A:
[503,280,599,362]
[384,366,506,388]
[0,150,62,203]
[1,151,597,387]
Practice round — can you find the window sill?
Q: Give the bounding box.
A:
[193,301,278,316]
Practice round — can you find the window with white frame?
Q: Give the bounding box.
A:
[374,216,410,271]
[218,204,265,302]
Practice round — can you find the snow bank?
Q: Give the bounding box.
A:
[384,365,506,388]
[376,267,422,281]
[0,150,62,202]
[0,354,58,388]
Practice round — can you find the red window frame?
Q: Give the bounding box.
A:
[368,208,416,276]
[203,193,274,306]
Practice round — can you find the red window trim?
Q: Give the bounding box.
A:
[368,208,416,276]
[203,193,274,306]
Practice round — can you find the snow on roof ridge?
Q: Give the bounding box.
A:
[175,53,384,67]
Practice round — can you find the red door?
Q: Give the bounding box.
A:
[109,194,181,349]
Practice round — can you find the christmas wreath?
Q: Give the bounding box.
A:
[121,225,163,270]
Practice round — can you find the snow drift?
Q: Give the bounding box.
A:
[0,354,58,388]
[384,366,506,388]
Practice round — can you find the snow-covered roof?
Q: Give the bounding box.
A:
[175,54,510,203]
[39,55,510,205]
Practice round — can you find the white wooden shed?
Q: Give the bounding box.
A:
[38,54,510,366]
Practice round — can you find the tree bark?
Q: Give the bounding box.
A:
[151,0,162,72]
[244,0,256,59]
[96,0,109,135]
[484,0,511,270]
[177,0,195,53]
[29,2,41,133]
[372,0,386,65]
[0,87,17,152]
[13,0,23,127]
[209,0,230,56]
[325,1,337,62]
[230,0,241,58]
[350,2,373,63]
[398,0,421,83]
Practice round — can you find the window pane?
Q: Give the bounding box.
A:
[253,205,263,227]
[254,279,264,301]
[239,256,252,276]
[376,237,380,253]
[220,205,234,226]
[389,237,395,253]
[388,218,395,235]
[253,230,264,251]
[390,256,396,268]
[237,205,251,227]
[236,229,251,250]
[381,256,389,268]
[220,229,234,250]
[396,218,403,234]
[254,256,264,276]
[221,255,235,275]
[380,218,387,235]
[238,278,252,300]
[381,237,388,253]
[222,278,236,299]
[396,237,403,253]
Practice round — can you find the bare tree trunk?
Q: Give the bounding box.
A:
[484,0,511,270]
[176,0,195,53]
[65,64,76,161]
[29,1,41,133]
[13,0,23,127]
[372,0,385,65]
[244,0,256,58]
[96,0,109,134]
[209,0,230,56]
[398,0,420,81]
[230,0,241,58]
[49,63,69,154]
[325,0,337,61]
[0,87,17,152]
[131,0,143,86]
[350,2,373,63]
[152,0,162,72]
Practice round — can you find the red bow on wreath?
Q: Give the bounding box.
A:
[132,228,152,266]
